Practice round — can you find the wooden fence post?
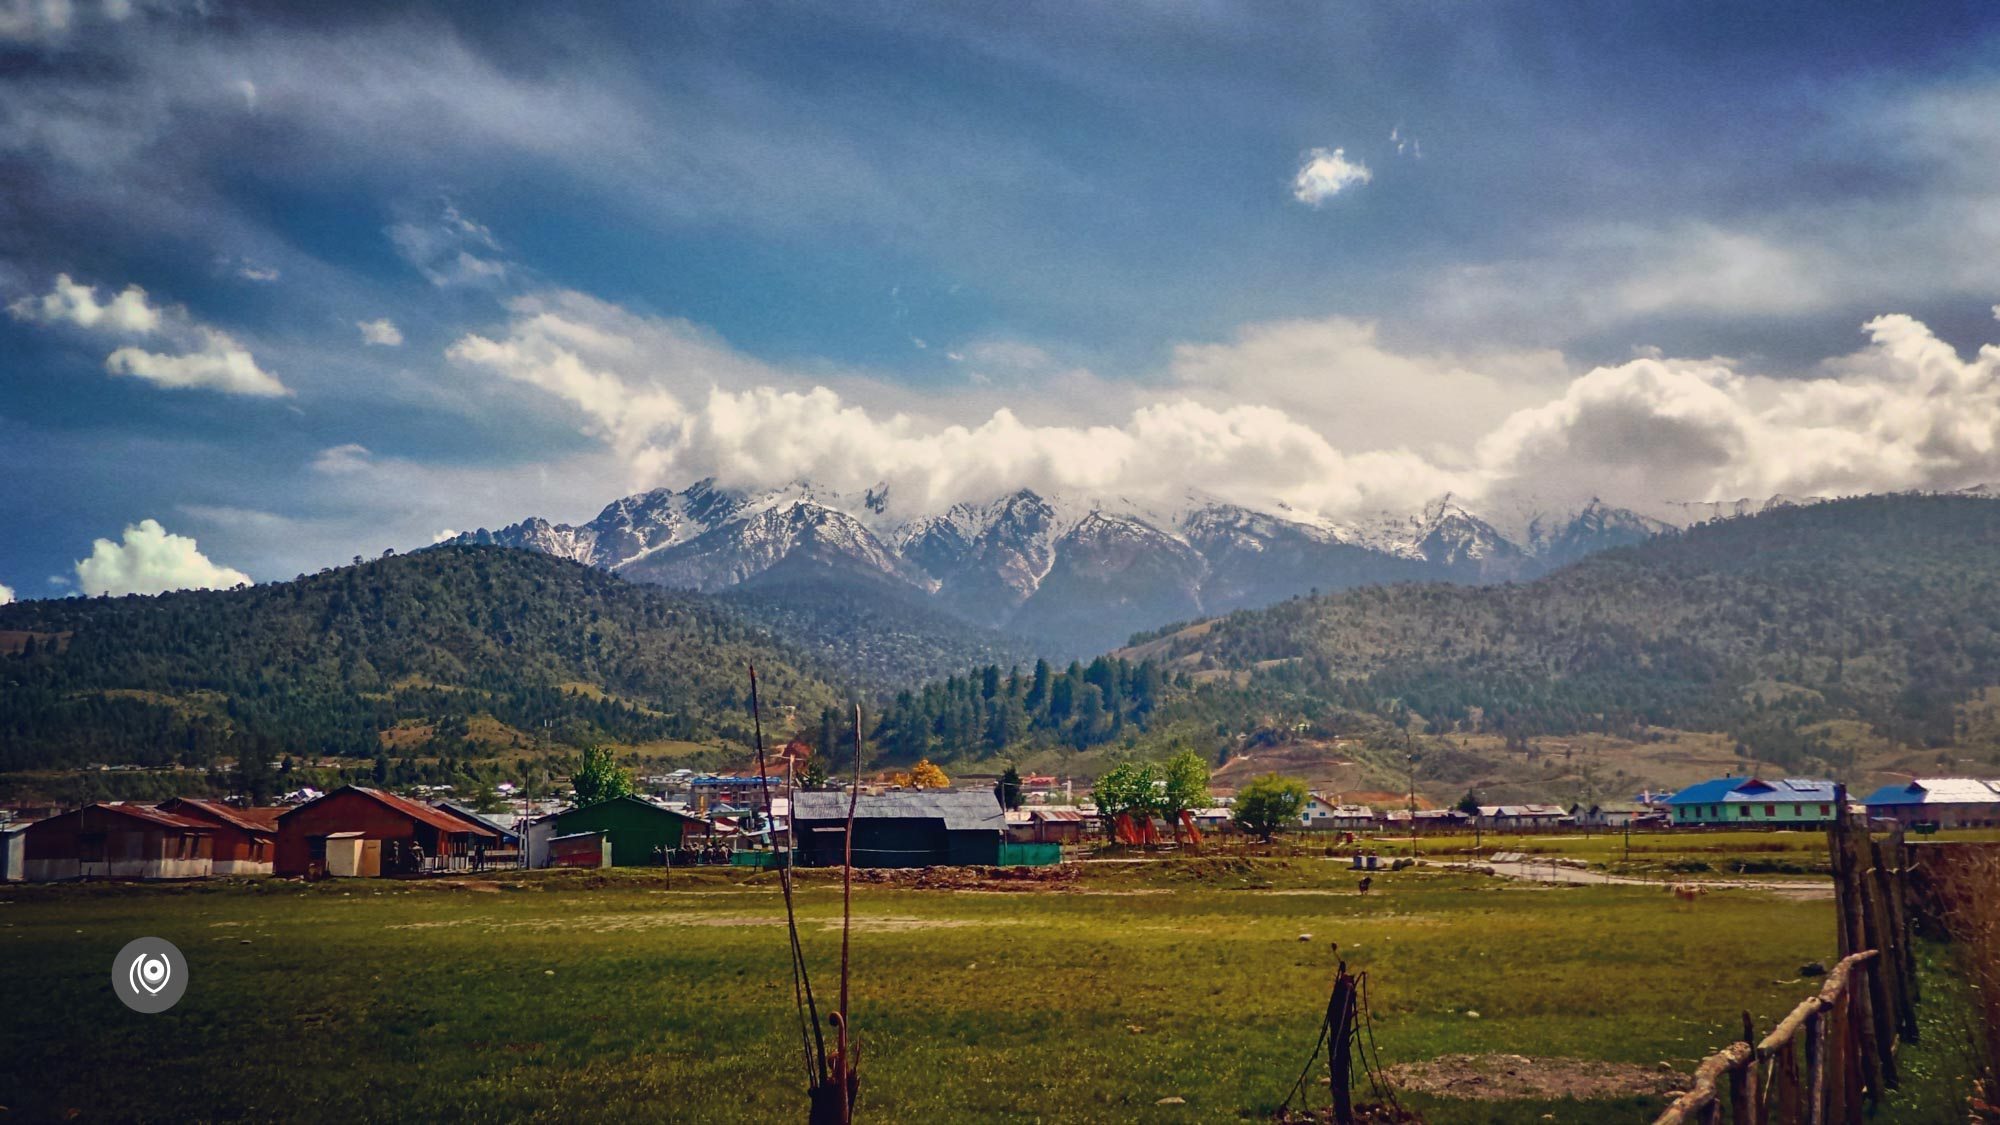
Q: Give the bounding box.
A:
[1328,970,1356,1125]
[1806,1007,1826,1125]
[1771,1031,1801,1124]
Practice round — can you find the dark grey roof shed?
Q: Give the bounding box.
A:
[791,790,1005,831]
[790,789,1004,867]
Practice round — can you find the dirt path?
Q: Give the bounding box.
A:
[1478,859,1833,899]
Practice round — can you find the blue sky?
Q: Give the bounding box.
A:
[4,1,2000,598]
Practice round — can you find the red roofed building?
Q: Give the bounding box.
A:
[159,798,281,876]
[276,786,499,878]
[21,803,214,882]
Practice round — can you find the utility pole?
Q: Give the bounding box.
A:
[1406,732,1418,861]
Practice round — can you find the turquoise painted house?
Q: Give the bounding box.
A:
[1666,777,1839,826]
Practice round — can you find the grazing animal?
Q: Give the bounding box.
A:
[1357,876,1373,895]
[1670,882,1708,904]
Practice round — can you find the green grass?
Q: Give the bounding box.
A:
[0,862,1853,1122]
[1264,827,2000,877]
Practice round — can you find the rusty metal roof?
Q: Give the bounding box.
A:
[160,798,279,835]
[279,786,499,836]
[84,803,214,831]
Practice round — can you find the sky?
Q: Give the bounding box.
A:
[4,1,2000,599]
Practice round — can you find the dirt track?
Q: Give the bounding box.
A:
[1478,858,1834,899]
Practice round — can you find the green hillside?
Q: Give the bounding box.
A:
[1124,494,2000,776]
[0,546,840,772]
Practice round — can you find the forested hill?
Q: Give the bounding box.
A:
[1126,495,2000,767]
[0,546,841,771]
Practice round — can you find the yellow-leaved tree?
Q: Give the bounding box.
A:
[907,759,950,789]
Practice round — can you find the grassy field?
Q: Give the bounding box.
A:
[4,857,1925,1123]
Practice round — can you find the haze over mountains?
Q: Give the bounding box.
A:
[443,480,1718,652]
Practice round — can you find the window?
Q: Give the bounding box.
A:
[1819,805,1829,816]
[1765,805,1776,817]
[308,835,328,861]
[79,832,107,863]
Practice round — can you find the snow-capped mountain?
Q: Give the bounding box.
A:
[441,479,1689,652]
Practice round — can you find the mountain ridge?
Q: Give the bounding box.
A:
[444,480,1714,651]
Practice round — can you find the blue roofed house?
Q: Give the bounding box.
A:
[1667,777,1840,827]
[1859,778,2000,830]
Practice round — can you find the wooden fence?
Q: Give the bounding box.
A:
[1655,785,1919,1125]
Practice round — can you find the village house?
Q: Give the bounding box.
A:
[1004,806,1087,845]
[0,824,25,882]
[687,771,786,815]
[1190,806,1235,833]
[1019,774,1066,802]
[276,786,500,877]
[792,789,1006,867]
[1411,808,1473,831]
[1568,801,1663,829]
[1477,804,1572,831]
[1301,794,1376,830]
[547,830,613,868]
[431,801,523,867]
[158,798,280,876]
[1667,776,1839,827]
[550,795,712,867]
[21,803,214,881]
[1860,778,2000,829]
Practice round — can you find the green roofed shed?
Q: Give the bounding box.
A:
[553,796,709,867]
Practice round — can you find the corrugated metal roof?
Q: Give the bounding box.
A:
[161,798,278,835]
[89,803,213,831]
[280,786,499,836]
[1667,777,1837,805]
[1031,808,1086,822]
[1862,778,2000,806]
[792,789,1005,831]
[433,801,523,840]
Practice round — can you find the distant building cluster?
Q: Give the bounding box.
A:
[2,772,1996,883]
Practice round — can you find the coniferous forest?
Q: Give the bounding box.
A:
[0,547,838,771]
[5,495,2000,779]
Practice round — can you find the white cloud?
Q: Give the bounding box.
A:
[1291,146,1372,205]
[9,273,163,333]
[12,274,288,396]
[310,443,373,474]
[0,581,14,605]
[448,288,2000,524]
[356,318,403,346]
[431,528,460,544]
[446,290,1466,519]
[388,202,509,287]
[1166,316,1566,454]
[1476,313,2000,504]
[106,326,286,396]
[74,518,252,596]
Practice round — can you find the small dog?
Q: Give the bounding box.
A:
[1358,875,1373,895]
